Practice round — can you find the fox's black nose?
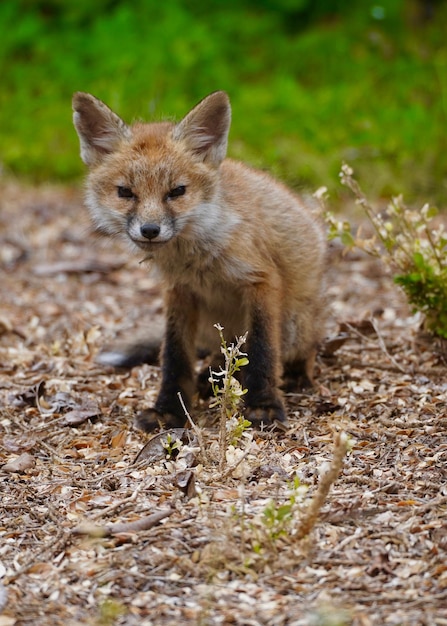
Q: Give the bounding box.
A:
[140,223,161,240]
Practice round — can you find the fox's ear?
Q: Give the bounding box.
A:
[173,91,231,166]
[72,92,130,166]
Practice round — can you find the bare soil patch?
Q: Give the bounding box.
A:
[1,182,446,625]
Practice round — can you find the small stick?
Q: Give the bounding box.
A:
[177,392,208,464]
[73,509,173,537]
[370,317,406,373]
[295,431,349,540]
[89,482,145,521]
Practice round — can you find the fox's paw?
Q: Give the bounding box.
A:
[135,408,186,433]
[282,358,315,392]
[281,372,314,393]
[245,406,288,430]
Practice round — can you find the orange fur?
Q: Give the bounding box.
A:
[73,91,327,430]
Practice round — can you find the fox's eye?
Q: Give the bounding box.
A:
[117,186,135,199]
[166,185,186,200]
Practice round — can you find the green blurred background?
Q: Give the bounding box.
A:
[1,0,447,204]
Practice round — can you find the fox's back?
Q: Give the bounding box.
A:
[221,159,325,260]
[218,159,326,297]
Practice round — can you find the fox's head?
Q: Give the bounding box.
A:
[72,91,231,251]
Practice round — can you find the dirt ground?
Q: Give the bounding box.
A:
[0,181,446,626]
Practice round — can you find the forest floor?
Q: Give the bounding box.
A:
[0,181,447,626]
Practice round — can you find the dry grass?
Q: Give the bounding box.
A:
[1,181,447,625]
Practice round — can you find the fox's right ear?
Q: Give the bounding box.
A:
[72,92,130,166]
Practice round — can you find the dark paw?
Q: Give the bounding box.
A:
[282,357,315,392]
[245,406,288,430]
[281,373,313,393]
[135,408,186,433]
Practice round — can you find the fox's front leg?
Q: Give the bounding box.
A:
[135,288,198,432]
[243,284,287,428]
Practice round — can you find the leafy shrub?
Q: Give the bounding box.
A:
[325,164,447,338]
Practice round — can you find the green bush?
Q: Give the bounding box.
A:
[326,164,447,339]
[1,0,447,204]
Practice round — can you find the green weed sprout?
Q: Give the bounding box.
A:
[258,476,307,548]
[324,164,447,339]
[162,432,183,459]
[253,432,349,555]
[209,324,250,470]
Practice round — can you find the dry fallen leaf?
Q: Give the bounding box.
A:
[2,436,36,453]
[320,332,350,356]
[63,407,102,426]
[175,470,197,499]
[2,453,36,473]
[110,430,128,448]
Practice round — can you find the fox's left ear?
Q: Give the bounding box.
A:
[173,91,231,166]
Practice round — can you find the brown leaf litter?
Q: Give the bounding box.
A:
[1,181,447,625]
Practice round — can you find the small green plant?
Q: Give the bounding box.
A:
[227,415,252,447]
[324,164,447,339]
[162,432,183,459]
[209,324,250,470]
[252,432,349,556]
[256,476,308,549]
[223,432,349,574]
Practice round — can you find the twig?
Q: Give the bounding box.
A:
[73,508,173,537]
[370,317,406,373]
[37,438,66,463]
[89,482,145,521]
[177,392,208,464]
[219,400,227,473]
[295,431,349,540]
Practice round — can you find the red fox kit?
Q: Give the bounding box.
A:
[73,91,327,431]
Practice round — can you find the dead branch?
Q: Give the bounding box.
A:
[73,508,173,537]
[89,482,145,521]
[295,431,349,540]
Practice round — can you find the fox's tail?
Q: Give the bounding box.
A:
[97,337,162,368]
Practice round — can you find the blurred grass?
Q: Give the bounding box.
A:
[1,0,447,204]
